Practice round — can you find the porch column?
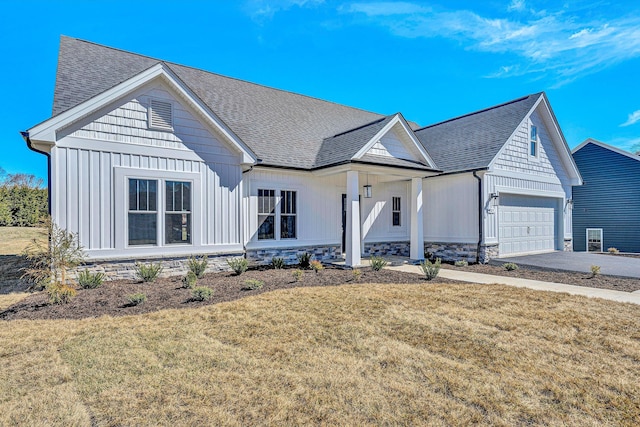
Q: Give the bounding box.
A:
[410,177,424,260]
[345,170,361,267]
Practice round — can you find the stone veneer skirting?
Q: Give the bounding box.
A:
[76,253,243,281]
[246,245,340,266]
[424,242,499,264]
[364,241,410,257]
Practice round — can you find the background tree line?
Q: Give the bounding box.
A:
[0,167,48,226]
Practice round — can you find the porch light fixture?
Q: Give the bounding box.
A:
[566,198,573,208]
[363,174,372,198]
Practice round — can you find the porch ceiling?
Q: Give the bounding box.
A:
[312,161,440,181]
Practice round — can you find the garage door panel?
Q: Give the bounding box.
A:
[498,195,558,256]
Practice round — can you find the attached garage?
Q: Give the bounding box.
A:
[498,194,560,256]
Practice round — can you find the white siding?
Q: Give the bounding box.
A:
[52,83,244,259]
[366,124,419,161]
[362,179,410,242]
[423,174,479,243]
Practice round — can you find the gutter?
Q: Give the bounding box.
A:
[20,131,51,216]
[472,170,483,264]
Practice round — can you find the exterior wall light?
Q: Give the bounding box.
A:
[363,184,372,198]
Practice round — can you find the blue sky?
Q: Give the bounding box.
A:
[2,0,640,180]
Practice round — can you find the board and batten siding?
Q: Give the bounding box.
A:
[572,142,640,252]
[52,82,244,258]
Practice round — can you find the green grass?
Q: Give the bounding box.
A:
[0,226,47,255]
[1,283,638,425]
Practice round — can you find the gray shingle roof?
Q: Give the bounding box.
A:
[414,93,542,173]
[52,36,385,169]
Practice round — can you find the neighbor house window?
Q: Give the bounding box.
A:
[587,228,603,252]
[392,196,401,226]
[258,189,276,240]
[280,190,297,239]
[530,125,538,157]
[128,179,157,246]
[165,181,191,244]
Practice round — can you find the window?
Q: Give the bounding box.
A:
[128,179,158,246]
[165,181,191,244]
[258,189,276,240]
[587,228,603,252]
[280,190,297,239]
[530,124,538,157]
[392,196,401,226]
[148,99,173,130]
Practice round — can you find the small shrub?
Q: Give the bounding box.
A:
[292,269,303,282]
[188,255,208,279]
[454,260,468,267]
[297,252,312,269]
[503,262,519,271]
[271,257,285,269]
[127,293,147,306]
[310,260,324,273]
[182,271,198,288]
[420,258,441,280]
[192,286,213,301]
[352,268,362,282]
[227,257,248,275]
[242,279,264,291]
[135,262,163,282]
[77,269,105,289]
[46,282,77,304]
[607,247,619,255]
[591,265,601,277]
[370,256,388,271]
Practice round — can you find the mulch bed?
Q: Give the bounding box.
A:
[0,267,462,321]
[448,263,640,293]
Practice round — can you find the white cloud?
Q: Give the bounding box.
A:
[621,110,640,127]
[245,0,324,21]
[508,0,526,12]
[342,2,640,85]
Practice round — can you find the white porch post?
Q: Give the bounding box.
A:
[410,177,424,260]
[345,171,361,267]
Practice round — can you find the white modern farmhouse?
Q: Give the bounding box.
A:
[23,37,582,277]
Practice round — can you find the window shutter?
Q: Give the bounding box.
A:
[149,99,173,130]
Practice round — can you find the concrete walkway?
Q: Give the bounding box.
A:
[387,264,640,305]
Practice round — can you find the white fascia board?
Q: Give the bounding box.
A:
[28,63,257,165]
[351,114,437,168]
[573,138,640,163]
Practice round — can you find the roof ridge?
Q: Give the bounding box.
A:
[63,36,384,119]
[328,115,390,139]
[415,92,543,131]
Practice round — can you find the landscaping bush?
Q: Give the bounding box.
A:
[134,262,163,282]
[292,269,303,282]
[227,257,248,275]
[182,271,198,289]
[242,279,264,290]
[370,256,388,271]
[420,258,441,280]
[608,247,619,254]
[310,260,324,273]
[297,252,312,269]
[127,293,147,306]
[271,257,285,269]
[188,255,208,279]
[77,270,105,289]
[192,286,213,301]
[591,265,601,277]
[503,262,519,271]
[352,268,362,282]
[454,260,468,267]
[46,282,77,304]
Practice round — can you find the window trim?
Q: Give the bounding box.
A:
[280,189,297,240]
[254,185,299,242]
[586,228,603,253]
[257,189,276,241]
[392,196,401,227]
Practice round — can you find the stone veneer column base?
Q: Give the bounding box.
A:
[479,244,499,264]
[564,238,573,252]
[364,241,410,257]
[424,242,478,263]
[75,253,243,281]
[246,245,340,266]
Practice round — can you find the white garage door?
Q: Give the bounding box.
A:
[499,194,558,256]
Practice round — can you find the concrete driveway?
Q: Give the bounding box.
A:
[494,251,640,279]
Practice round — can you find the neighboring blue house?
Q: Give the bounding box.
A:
[572,139,640,253]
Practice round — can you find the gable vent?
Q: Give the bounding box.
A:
[149,99,173,130]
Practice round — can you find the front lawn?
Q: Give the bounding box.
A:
[1,283,638,426]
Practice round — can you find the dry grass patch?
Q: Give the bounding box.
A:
[0,226,47,255]
[1,283,639,426]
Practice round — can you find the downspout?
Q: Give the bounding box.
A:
[20,132,51,216]
[472,171,482,264]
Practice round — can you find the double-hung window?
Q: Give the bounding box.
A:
[257,189,297,240]
[128,179,158,246]
[392,196,401,226]
[530,125,538,157]
[165,181,191,244]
